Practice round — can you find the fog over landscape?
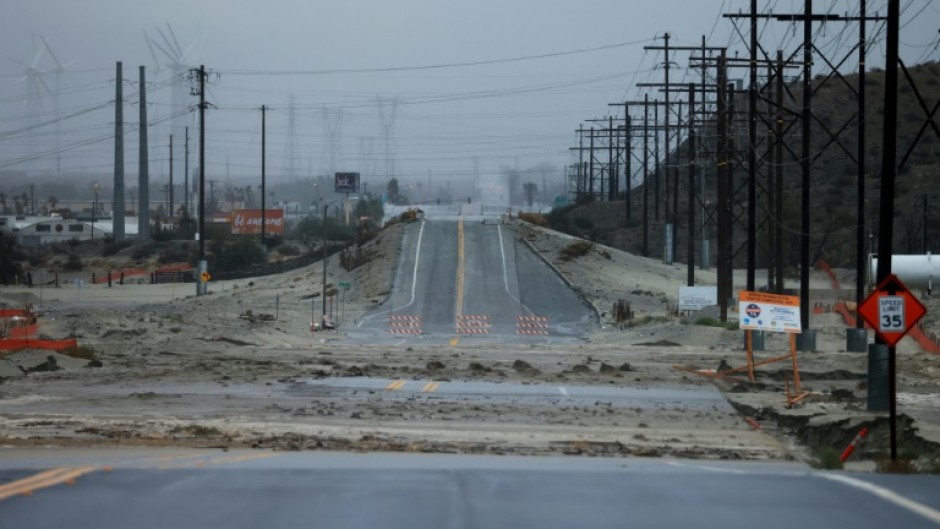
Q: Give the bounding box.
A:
[2,1,936,204]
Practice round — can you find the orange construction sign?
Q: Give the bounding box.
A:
[738,290,801,334]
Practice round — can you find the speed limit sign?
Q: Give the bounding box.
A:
[858,274,926,347]
[878,296,904,332]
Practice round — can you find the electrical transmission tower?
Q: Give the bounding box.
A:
[377,96,400,180]
[282,94,300,181]
[359,136,376,179]
[322,106,345,177]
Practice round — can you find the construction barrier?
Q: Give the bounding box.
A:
[840,426,869,463]
[816,260,842,290]
[0,337,78,353]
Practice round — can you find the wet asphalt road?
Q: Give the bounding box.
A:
[1,450,939,529]
[352,219,593,344]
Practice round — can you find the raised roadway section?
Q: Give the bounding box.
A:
[354,218,593,343]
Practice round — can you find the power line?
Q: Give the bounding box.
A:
[220,38,655,76]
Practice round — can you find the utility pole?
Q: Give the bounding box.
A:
[625,115,631,222]
[608,116,616,201]
[717,61,731,321]
[747,0,758,292]
[775,50,786,294]
[877,0,900,461]
[169,134,174,218]
[577,126,584,200]
[184,126,190,218]
[193,65,208,296]
[138,65,149,241]
[655,102,661,227]
[261,105,267,243]
[588,128,595,201]
[322,205,329,322]
[643,94,650,257]
[209,179,216,212]
[856,0,868,333]
[800,0,813,346]
[687,83,696,286]
[113,62,125,240]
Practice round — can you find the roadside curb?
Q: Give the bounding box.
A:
[518,228,602,323]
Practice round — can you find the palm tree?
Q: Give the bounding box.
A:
[47,195,59,212]
[0,192,6,214]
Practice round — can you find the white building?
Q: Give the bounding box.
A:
[2,215,138,246]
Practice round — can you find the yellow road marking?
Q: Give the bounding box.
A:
[158,452,279,470]
[386,380,406,391]
[450,337,459,346]
[421,382,440,393]
[0,466,100,501]
[155,452,203,462]
[455,217,465,318]
[205,453,278,466]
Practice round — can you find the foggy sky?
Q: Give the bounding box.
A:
[1,1,938,198]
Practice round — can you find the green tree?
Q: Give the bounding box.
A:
[0,192,7,214]
[353,196,384,223]
[387,178,399,202]
[523,182,537,207]
[48,195,59,211]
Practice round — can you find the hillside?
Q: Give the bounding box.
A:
[552,61,940,273]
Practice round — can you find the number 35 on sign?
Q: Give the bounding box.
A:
[879,296,904,332]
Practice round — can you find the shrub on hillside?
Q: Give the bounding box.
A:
[559,240,594,262]
[517,212,548,226]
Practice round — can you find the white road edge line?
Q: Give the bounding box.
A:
[558,386,569,397]
[358,219,426,327]
[497,223,532,314]
[817,472,940,525]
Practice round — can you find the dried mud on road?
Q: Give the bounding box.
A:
[1,219,939,465]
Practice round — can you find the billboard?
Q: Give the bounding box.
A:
[229,209,285,235]
[335,172,360,193]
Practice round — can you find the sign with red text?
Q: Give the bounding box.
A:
[229,209,285,235]
[738,290,802,334]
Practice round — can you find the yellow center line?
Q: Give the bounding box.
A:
[450,337,459,346]
[386,380,406,391]
[0,466,100,501]
[421,381,440,393]
[205,453,278,466]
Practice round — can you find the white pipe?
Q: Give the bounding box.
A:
[870,254,937,290]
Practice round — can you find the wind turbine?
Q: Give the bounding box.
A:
[10,33,69,177]
[144,23,200,186]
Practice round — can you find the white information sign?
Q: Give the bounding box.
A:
[738,290,802,334]
[878,295,905,332]
[679,286,718,311]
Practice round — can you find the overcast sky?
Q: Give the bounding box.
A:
[1,1,938,197]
